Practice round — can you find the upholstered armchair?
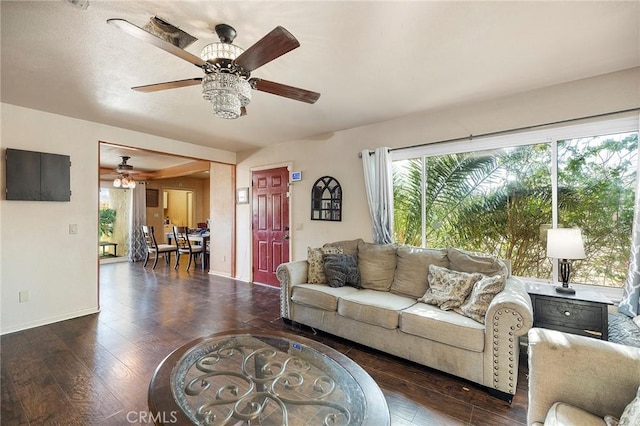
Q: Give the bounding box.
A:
[527,327,640,425]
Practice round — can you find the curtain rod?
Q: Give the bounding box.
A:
[359,107,640,157]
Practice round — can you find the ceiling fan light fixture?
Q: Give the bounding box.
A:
[114,174,136,189]
[200,42,244,62]
[202,73,251,119]
[211,93,241,119]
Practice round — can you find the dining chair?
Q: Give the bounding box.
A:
[142,225,176,269]
[204,238,211,270]
[173,226,203,271]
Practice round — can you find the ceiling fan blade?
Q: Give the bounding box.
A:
[250,78,320,104]
[132,78,202,93]
[235,26,300,72]
[107,19,206,68]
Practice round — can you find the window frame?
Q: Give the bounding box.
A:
[390,115,639,298]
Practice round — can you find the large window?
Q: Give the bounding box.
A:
[392,119,638,288]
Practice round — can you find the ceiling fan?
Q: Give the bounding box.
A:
[107,17,321,119]
[113,156,137,188]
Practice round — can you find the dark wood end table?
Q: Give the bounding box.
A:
[526,282,613,340]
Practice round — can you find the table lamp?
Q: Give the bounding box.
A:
[546,228,585,294]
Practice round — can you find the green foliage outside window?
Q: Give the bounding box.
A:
[393,132,638,287]
[99,208,117,239]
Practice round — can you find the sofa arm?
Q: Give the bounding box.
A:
[483,277,534,396]
[527,327,640,425]
[276,260,309,319]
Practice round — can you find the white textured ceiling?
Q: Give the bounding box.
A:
[2,0,639,158]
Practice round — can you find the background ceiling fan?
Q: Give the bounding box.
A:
[107,17,321,119]
[113,156,137,188]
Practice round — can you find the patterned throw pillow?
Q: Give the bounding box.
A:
[307,246,343,284]
[323,239,363,259]
[419,265,483,311]
[619,385,640,426]
[455,274,506,323]
[323,253,361,288]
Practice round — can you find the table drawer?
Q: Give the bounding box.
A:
[533,297,603,329]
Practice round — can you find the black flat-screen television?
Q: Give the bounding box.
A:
[5,148,71,201]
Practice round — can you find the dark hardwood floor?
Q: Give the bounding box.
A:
[1,262,529,425]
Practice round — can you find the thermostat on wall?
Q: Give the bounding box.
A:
[291,171,302,182]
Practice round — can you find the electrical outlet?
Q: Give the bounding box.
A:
[69,224,78,234]
[19,290,29,303]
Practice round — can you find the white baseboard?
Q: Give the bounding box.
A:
[1,307,100,335]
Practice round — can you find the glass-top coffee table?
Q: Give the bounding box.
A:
[148,330,390,425]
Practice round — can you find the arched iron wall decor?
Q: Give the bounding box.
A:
[311,176,342,221]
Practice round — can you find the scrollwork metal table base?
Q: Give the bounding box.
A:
[148,330,390,425]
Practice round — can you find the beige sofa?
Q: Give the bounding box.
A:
[277,239,534,401]
[528,327,640,425]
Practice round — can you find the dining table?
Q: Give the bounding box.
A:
[166,232,210,270]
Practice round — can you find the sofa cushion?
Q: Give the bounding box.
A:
[291,284,359,312]
[337,290,416,329]
[447,247,509,277]
[323,253,361,288]
[543,402,606,426]
[358,241,398,291]
[400,303,485,352]
[323,238,363,258]
[455,274,506,324]
[390,246,449,299]
[420,265,482,311]
[307,246,343,284]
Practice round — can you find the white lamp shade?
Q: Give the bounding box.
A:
[546,228,586,259]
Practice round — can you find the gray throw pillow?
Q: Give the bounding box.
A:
[420,264,483,311]
[323,253,361,288]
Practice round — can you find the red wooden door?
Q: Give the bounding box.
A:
[252,167,290,286]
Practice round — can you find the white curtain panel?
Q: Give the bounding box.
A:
[619,147,640,318]
[128,181,147,262]
[361,147,394,244]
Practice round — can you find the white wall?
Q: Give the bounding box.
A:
[0,104,236,334]
[209,162,234,277]
[234,67,640,282]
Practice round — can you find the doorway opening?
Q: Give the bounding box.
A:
[164,189,196,229]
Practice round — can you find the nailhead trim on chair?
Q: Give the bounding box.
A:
[491,308,524,391]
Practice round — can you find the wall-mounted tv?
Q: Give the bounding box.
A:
[5,148,71,201]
